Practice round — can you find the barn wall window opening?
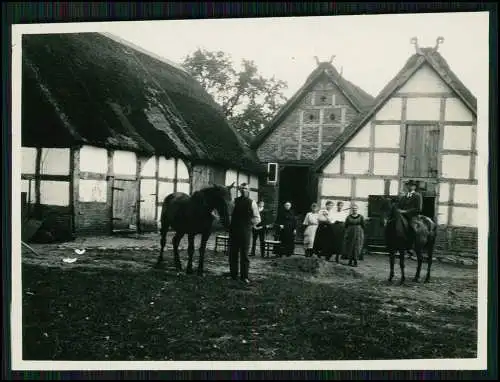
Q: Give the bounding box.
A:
[267,163,278,184]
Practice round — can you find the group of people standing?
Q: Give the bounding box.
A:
[227,182,367,284]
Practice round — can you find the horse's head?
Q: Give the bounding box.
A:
[205,182,234,229]
[379,197,398,228]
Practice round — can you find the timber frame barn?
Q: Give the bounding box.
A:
[250,56,375,224]
[21,32,263,241]
[254,38,479,257]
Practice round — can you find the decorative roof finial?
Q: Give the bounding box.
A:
[314,56,320,66]
[410,37,424,55]
[434,36,445,52]
[329,55,336,64]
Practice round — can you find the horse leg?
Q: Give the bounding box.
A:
[399,250,406,285]
[186,234,195,274]
[388,250,395,283]
[157,225,168,265]
[414,246,423,282]
[197,231,210,276]
[424,242,434,283]
[172,232,183,271]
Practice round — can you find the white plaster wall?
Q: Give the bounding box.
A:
[443,125,472,150]
[158,157,176,179]
[441,155,470,179]
[177,181,190,195]
[323,155,341,175]
[22,147,37,174]
[406,97,441,121]
[451,206,477,227]
[40,180,70,206]
[79,179,107,203]
[453,184,477,205]
[250,191,259,202]
[140,179,156,222]
[398,64,451,93]
[177,159,190,180]
[158,181,175,202]
[156,206,163,227]
[239,172,250,185]
[445,98,473,122]
[141,157,156,177]
[437,205,448,225]
[79,145,108,174]
[438,182,450,203]
[374,125,400,148]
[345,123,370,148]
[225,169,239,199]
[373,153,399,176]
[375,97,402,120]
[352,200,368,217]
[344,152,369,175]
[475,156,479,180]
[40,148,70,175]
[321,177,351,198]
[249,175,259,189]
[21,179,36,203]
[355,178,385,198]
[113,150,137,176]
[389,180,399,195]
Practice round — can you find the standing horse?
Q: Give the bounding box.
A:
[380,197,437,284]
[157,183,234,275]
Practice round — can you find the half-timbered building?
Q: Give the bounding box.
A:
[312,39,478,257]
[250,58,374,224]
[21,32,263,241]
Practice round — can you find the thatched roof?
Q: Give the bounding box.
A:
[313,47,477,172]
[21,32,263,174]
[250,61,375,150]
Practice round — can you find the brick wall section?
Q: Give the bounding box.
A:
[256,77,360,163]
[75,202,110,236]
[259,182,280,224]
[435,225,478,257]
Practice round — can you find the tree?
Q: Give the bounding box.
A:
[181,49,288,138]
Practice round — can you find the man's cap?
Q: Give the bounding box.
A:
[239,183,249,190]
[405,179,418,186]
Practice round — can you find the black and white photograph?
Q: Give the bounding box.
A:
[10,10,490,371]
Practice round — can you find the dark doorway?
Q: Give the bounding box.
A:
[278,166,312,218]
[422,196,436,220]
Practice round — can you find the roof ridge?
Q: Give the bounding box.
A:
[99,32,188,74]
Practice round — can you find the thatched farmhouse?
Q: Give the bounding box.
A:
[312,40,478,257]
[21,32,263,241]
[251,57,374,222]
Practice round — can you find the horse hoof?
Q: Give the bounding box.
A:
[399,280,405,286]
[424,278,430,283]
[413,278,420,283]
[387,278,393,283]
[186,269,194,275]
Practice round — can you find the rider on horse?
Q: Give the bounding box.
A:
[397,179,423,239]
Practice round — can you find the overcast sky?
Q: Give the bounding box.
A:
[15,12,489,102]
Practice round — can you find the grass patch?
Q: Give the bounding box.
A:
[22,254,477,361]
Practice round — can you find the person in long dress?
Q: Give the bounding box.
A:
[276,201,297,257]
[343,203,366,267]
[313,200,336,259]
[302,203,320,257]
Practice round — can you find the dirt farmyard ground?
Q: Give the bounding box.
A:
[20,233,478,361]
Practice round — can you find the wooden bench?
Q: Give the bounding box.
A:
[264,240,281,258]
[214,235,230,254]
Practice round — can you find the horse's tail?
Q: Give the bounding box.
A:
[160,194,176,234]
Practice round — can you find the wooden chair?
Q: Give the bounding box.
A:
[214,234,230,254]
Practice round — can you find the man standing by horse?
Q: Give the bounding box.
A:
[397,180,423,242]
[228,183,261,284]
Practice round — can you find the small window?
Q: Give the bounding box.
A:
[320,95,328,103]
[329,113,336,121]
[309,114,315,121]
[267,163,278,184]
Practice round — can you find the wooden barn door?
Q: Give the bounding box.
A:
[112,179,138,232]
[403,124,440,178]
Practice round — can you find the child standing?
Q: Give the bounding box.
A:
[302,203,320,257]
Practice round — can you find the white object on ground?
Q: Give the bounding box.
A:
[74,249,86,255]
[62,258,77,263]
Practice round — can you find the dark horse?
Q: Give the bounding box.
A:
[380,197,437,284]
[156,183,234,275]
